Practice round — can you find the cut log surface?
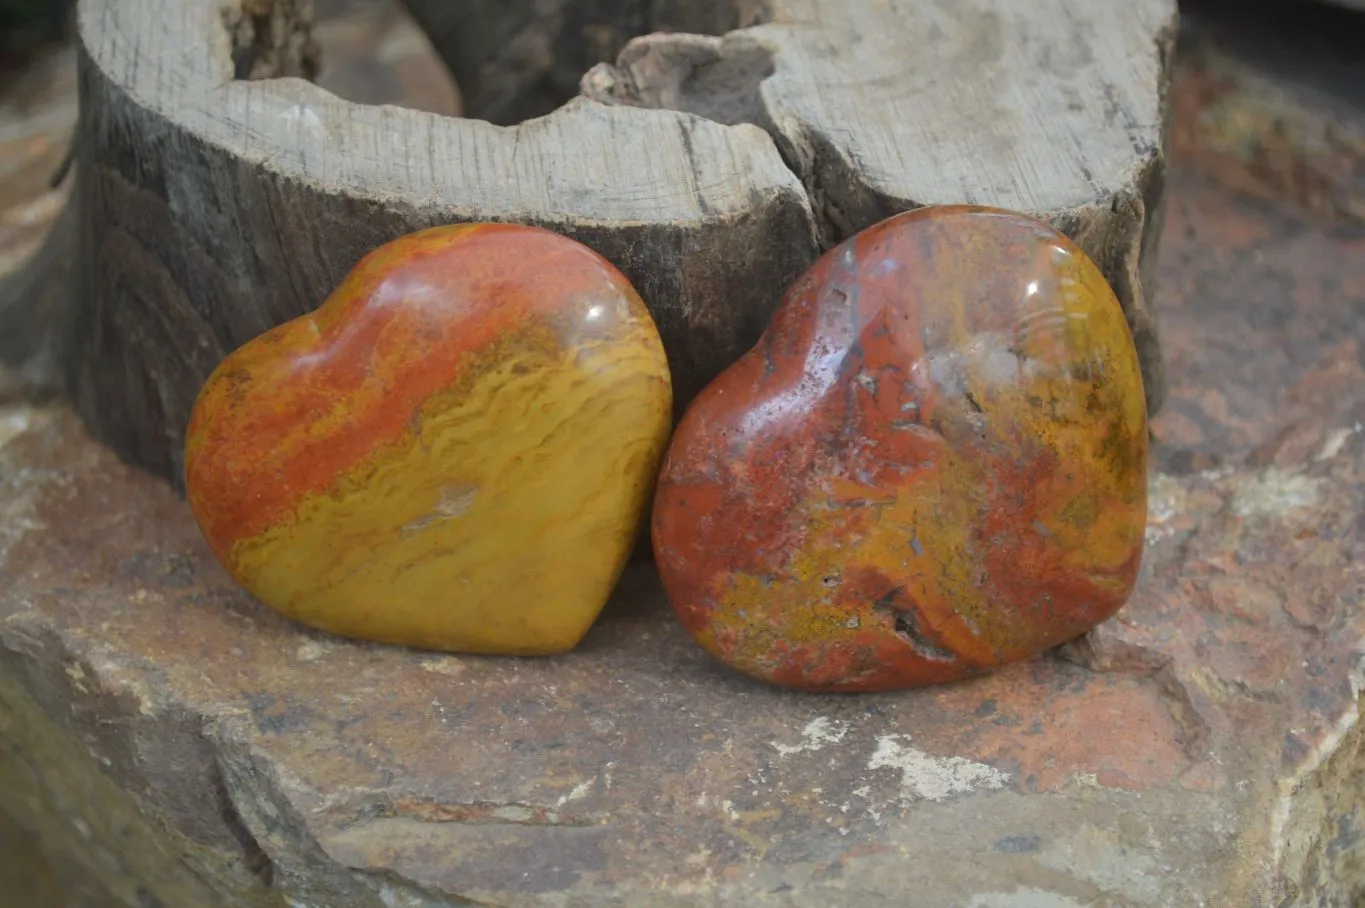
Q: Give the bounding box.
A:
[61,0,1172,485]
[579,1,1173,388]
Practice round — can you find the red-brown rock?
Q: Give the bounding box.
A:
[651,206,1150,692]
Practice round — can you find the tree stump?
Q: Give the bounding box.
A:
[59,0,1172,487]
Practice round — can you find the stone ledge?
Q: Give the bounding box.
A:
[0,376,1363,906]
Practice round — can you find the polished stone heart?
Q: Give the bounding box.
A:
[652,206,1149,692]
[185,223,672,655]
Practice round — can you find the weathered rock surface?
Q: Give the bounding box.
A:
[2,164,1365,905]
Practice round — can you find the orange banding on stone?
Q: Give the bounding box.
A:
[185,223,673,655]
[652,206,1148,692]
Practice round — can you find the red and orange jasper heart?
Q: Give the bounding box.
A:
[651,206,1149,692]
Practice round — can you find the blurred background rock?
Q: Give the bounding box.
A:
[0,0,72,58]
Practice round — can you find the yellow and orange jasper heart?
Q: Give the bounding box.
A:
[184,223,673,655]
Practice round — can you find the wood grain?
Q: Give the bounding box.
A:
[7,0,1172,486]
[578,0,1175,412]
[54,0,813,483]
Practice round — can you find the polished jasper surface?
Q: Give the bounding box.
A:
[653,206,1149,691]
[184,223,672,655]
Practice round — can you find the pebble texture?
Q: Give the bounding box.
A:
[653,207,1148,691]
[184,224,672,655]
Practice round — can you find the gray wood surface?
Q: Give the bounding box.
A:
[13,0,1172,485]
[575,0,1174,411]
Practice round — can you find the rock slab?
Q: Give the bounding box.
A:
[2,165,1365,904]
